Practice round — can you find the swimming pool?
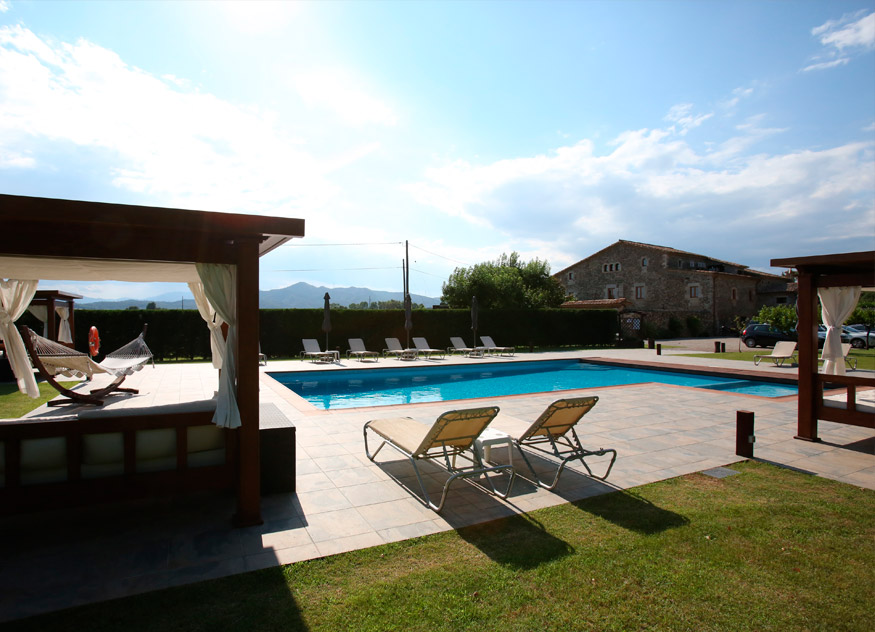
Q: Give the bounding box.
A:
[269,360,797,410]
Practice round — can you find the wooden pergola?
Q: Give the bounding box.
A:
[0,193,305,525]
[30,289,82,347]
[771,251,875,442]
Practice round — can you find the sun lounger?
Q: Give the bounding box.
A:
[300,339,338,363]
[512,396,616,490]
[480,336,514,356]
[447,336,484,357]
[753,341,797,367]
[347,338,379,362]
[818,342,856,371]
[413,337,446,359]
[383,337,417,360]
[363,406,515,511]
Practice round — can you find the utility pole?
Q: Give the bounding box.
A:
[405,240,410,297]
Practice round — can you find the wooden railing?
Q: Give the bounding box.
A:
[816,373,875,429]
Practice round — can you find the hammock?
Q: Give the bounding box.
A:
[20,325,154,406]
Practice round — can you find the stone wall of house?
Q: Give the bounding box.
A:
[558,241,779,335]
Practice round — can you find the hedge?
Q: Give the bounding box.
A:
[68,308,619,361]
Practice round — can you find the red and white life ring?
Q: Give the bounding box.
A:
[88,326,101,357]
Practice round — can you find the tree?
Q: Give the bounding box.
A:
[755,305,796,331]
[441,252,566,309]
[146,301,157,310]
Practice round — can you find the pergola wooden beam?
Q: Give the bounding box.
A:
[0,193,305,526]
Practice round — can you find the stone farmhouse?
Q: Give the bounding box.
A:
[553,240,795,336]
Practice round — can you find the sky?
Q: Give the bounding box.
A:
[0,0,873,301]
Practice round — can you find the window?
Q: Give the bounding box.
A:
[616,262,621,271]
[635,285,645,299]
[697,262,705,269]
[776,296,787,304]
[689,285,700,299]
[641,257,648,267]
[731,288,737,301]
[749,289,754,301]
[606,286,617,299]
[603,264,608,272]
[567,271,576,281]
[677,259,683,269]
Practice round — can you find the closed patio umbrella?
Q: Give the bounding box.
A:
[404,294,412,348]
[471,295,479,348]
[322,292,332,352]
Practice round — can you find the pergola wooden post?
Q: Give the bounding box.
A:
[235,236,262,526]
[0,194,305,525]
[771,251,875,442]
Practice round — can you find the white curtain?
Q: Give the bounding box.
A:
[819,286,861,376]
[195,263,240,429]
[56,306,73,344]
[0,279,40,397]
[188,282,226,370]
[27,304,49,337]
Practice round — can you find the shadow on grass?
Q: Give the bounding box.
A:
[572,488,689,534]
[489,447,689,535]
[455,511,575,570]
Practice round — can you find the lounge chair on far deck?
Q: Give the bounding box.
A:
[818,342,856,371]
[413,337,446,359]
[363,406,514,511]
[480,336,515,356]
[347,338,379,362]
[383,337,417,360]
[753,341,797,367]
[511,396,616,490]
[301,339,338,363]
[447,336,484,357]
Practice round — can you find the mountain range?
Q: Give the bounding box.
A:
[76,282,441,310]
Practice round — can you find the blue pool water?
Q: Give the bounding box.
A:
[269,360,797,410]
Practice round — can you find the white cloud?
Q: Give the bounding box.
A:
[664,103,713,135]
[407,115,875,275]
[812,10,875,52]
[802,58,850,73]
[0,26,383,215]
[293,69,398,127]
[804,11,875,71]
[0,1,9,14]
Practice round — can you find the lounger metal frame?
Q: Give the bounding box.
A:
[364,407,515,512]
[513,397,617,490]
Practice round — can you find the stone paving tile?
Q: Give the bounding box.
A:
[339,480,412,507]
[304,508,375,543]
[356,498,446,531]
[315,532,386,557]
[295,488,354,515]
[245,543,322,571]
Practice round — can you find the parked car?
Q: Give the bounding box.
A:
[816,325,852,346]
[741,323,796,348]
[847,330,874,349]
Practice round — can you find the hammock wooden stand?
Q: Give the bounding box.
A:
[20,325,149,407]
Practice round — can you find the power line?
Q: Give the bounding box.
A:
[409,244,470,266]
[274,266,402,272]
[409,267,447,278]
[280,241,403,247]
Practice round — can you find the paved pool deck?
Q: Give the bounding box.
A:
[1,346,873,622]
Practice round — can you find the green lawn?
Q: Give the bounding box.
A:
[681,347,875,371]
[8,461,873,631]
[0,380,79,418]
